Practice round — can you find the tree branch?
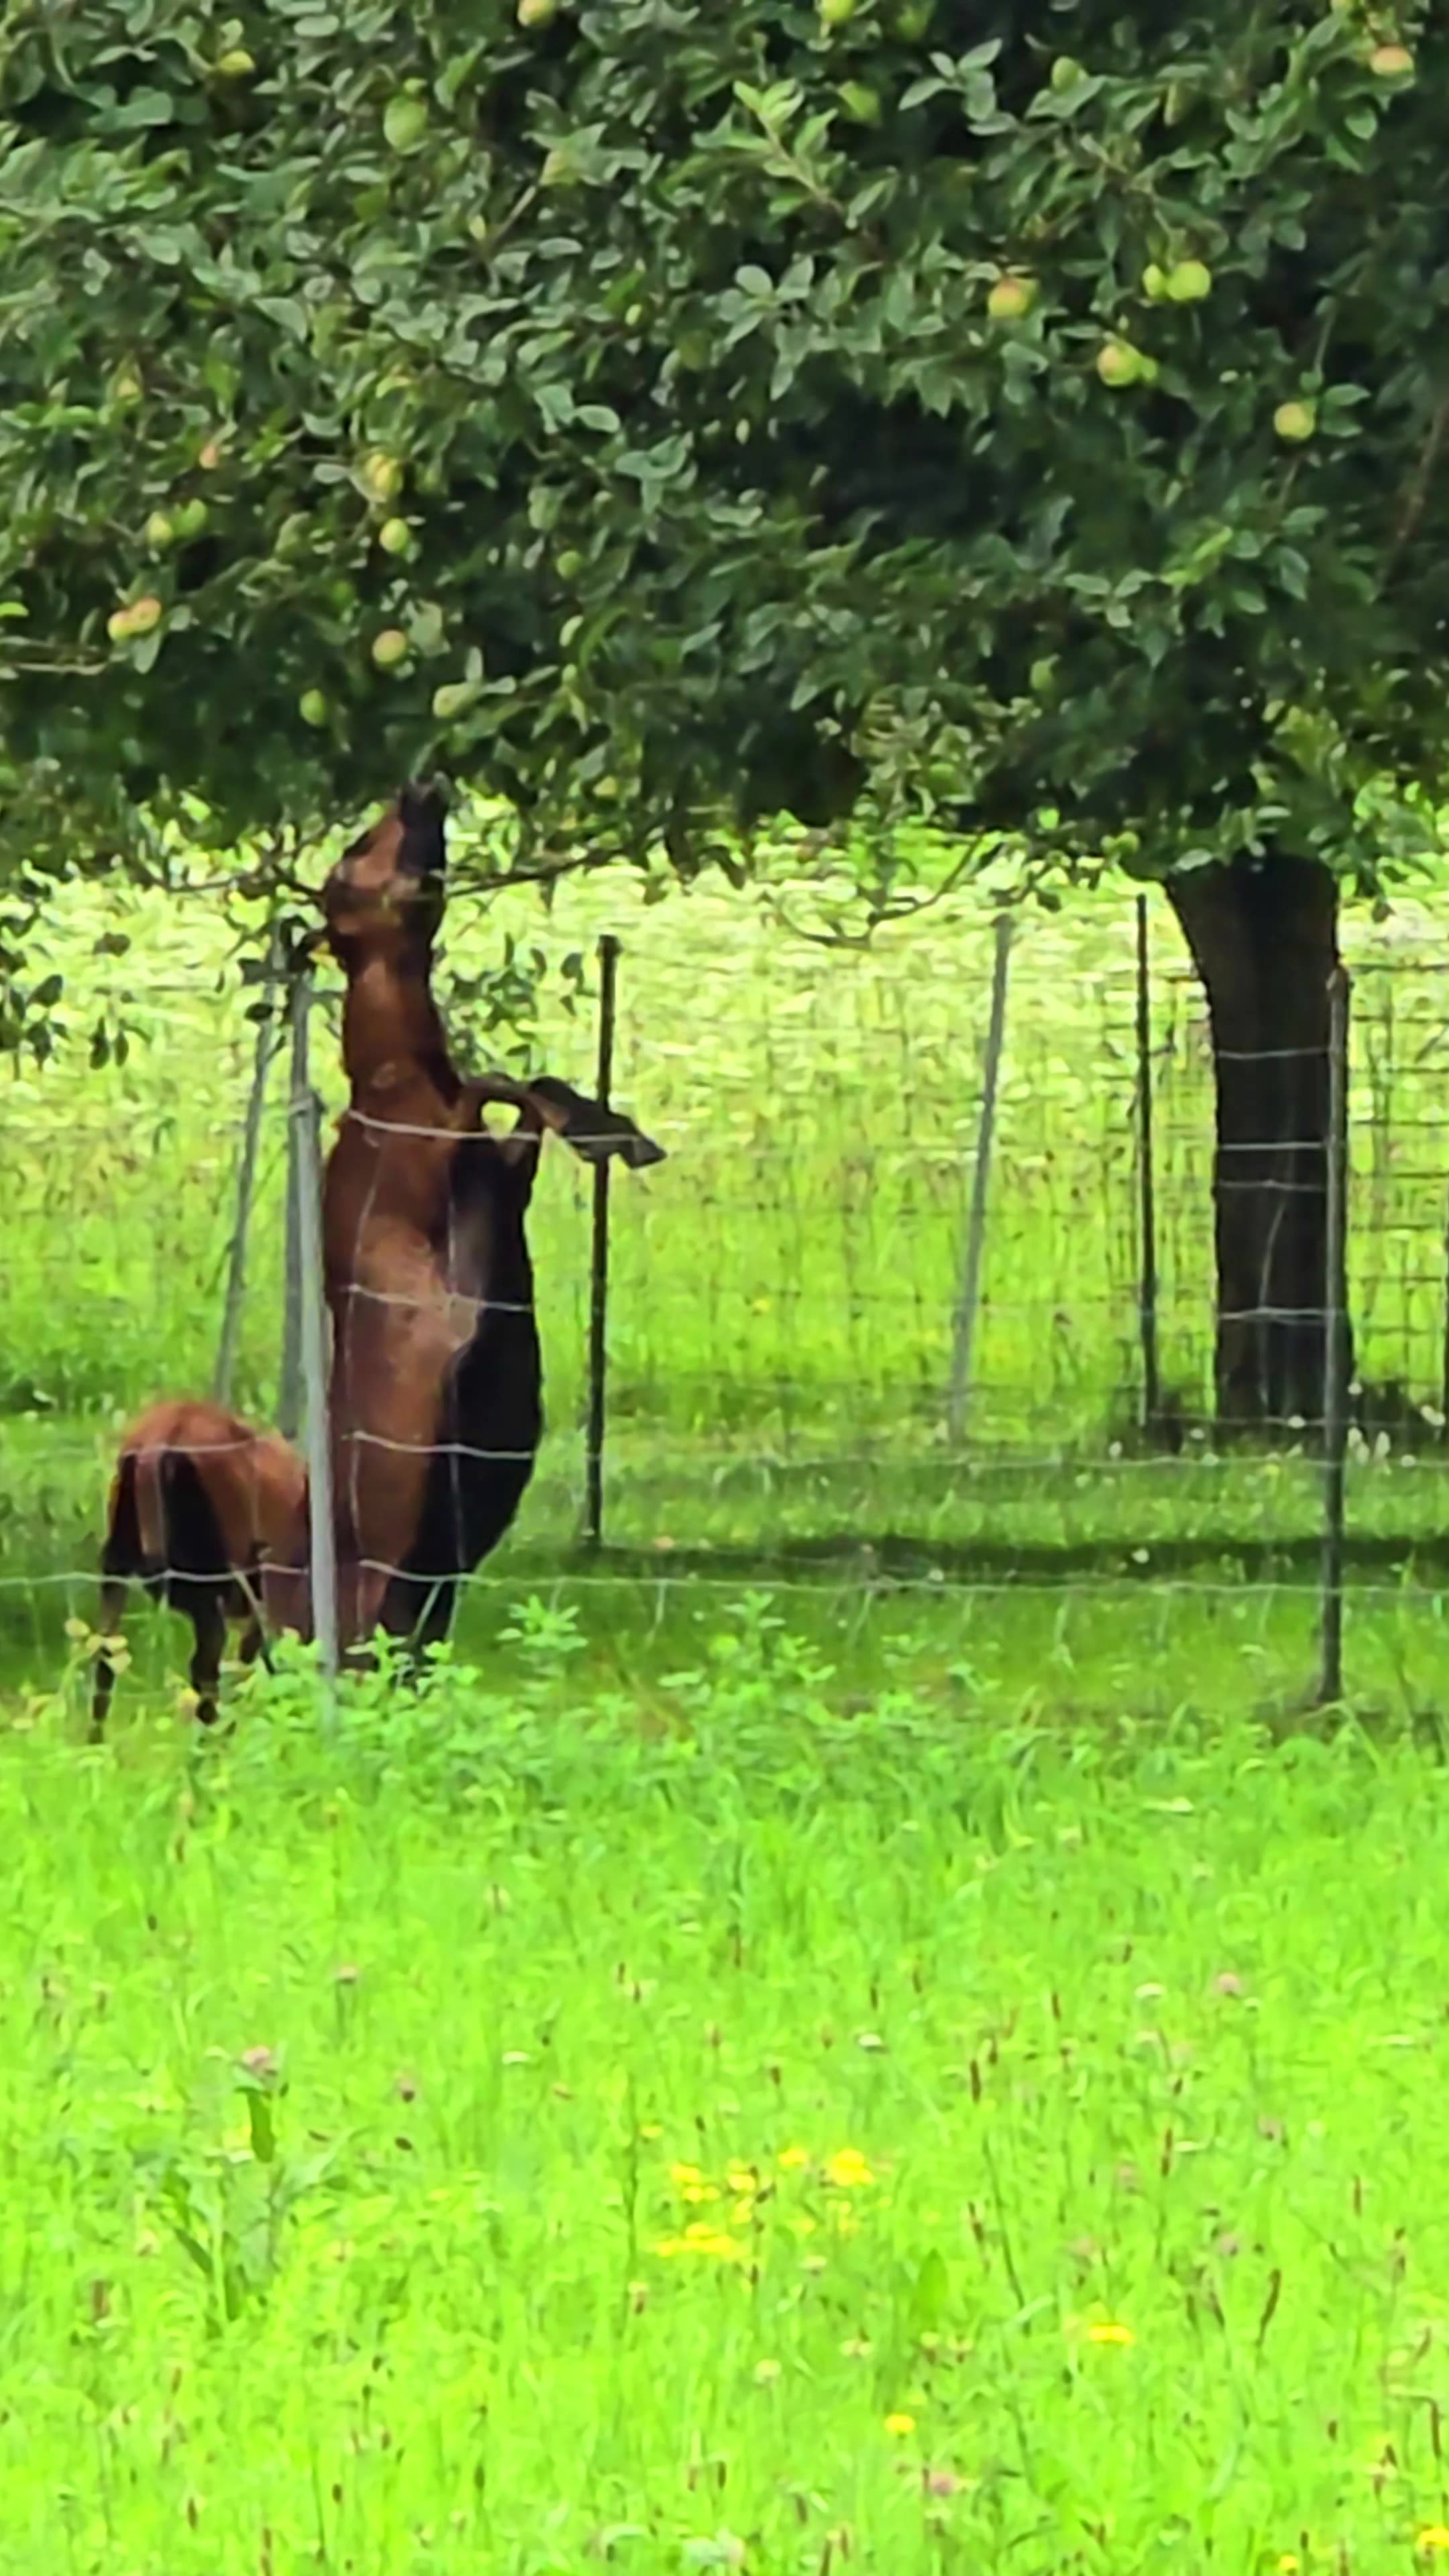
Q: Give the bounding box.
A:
[1387,396,1449,577]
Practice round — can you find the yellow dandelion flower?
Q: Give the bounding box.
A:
[883,2411,916,2437]
[1086,2320,1135,2347]
[669,2161,704,2188]
[653,2227,745,2261]
[726,2165,756,2194]
[666,2220,743,2259]
[824,2147,875,2189]
[1276,2557,1299,2574]
[681,2182,720,2206]
[1417,2532,1449,2555]
[777,2145,810,2170]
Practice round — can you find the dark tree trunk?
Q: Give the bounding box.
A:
[1165,853,1348,1434]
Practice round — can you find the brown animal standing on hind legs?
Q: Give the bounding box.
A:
[91,1399,307,1737]
[309,777,664,1659]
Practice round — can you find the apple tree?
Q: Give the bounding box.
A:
[0,0,1446,1420]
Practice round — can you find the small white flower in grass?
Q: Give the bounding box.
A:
[681,2532,745,2569]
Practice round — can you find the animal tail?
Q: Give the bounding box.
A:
[133,1444,170,1569]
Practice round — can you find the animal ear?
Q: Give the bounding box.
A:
[521,1075,667,1170]
[399,773,450,821]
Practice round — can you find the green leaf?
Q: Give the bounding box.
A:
[907,2246,950,2336]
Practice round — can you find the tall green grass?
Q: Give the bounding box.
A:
[5,1630,1449,2571]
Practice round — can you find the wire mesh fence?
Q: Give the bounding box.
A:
[3,863,1449,1707]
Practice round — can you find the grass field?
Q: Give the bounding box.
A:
[10,1644,1449,2569]
[6,837,1449,2565]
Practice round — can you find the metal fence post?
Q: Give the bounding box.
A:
[288,975,339,1700]
[213,930,281,1408]
[584,933,621,1548]
[948,910,1012,1442]
[278,1124,303,1444]
[1134,894,1162,1436]
[1318,966,1351,1706]
[1438,1156,1449,1446]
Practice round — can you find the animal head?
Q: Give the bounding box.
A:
[468,1073,667,1176]
[319,777,450,967]
[439,1077,665,1313]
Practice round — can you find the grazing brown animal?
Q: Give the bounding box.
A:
[91,1399,307,1735]
[316,778,663,1653]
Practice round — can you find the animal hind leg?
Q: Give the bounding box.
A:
[89,1576,129,1743]
[186,1595,227,1728]
[411,1574,455,1660]
[234,1569,275,1676]
[381,1572,457,1682]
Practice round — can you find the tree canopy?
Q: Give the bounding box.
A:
[0,0,1444,890]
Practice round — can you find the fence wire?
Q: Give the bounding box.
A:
[2,871,1449,1705]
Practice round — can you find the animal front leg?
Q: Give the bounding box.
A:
[331,1550,397,1659]
[89,1576,129,1741]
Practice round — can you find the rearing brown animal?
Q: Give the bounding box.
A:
[314,780,662,1654]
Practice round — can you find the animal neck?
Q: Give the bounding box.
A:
[341,954,459,1104]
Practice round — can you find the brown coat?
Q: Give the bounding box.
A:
[93,1397,306,1732]
[315,782,662,1653]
